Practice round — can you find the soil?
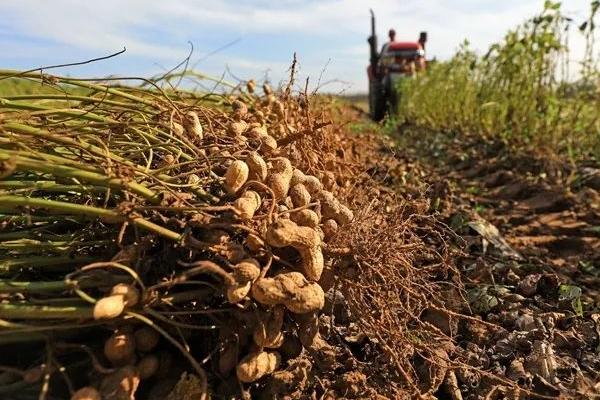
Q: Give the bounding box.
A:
[391,123,600,399]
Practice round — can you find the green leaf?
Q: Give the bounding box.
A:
[559,284,582,300]
[559,284,584,316]
[467,287,499,314]
[572,297,584,317]
[544,0,561,10]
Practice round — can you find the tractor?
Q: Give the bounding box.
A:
[367,9,427,121]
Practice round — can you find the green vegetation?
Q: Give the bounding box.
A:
[397,1,600,162]
[0,77,69,96]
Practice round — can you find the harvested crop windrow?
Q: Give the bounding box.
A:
[0,66,365,400]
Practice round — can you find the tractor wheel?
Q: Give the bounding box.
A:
[384,76,399,117]
[369,80,386,122]
[387,88,399,117]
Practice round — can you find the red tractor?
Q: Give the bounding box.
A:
[367,10,427,121]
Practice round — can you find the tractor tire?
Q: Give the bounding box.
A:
[387,88,398,117]
[369,80,386,122]
[384,75,399,117]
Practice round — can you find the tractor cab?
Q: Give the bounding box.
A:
[367,9,427,121]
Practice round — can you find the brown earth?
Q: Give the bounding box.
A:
[391,123,600,399]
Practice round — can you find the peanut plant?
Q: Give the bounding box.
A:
[397,1,600,162]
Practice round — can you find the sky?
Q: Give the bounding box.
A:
[0,0,596,93]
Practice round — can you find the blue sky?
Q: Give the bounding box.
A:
[0,0,595,93]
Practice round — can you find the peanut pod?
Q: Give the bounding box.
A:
[236,351,280,383]
[251,272,325,314]
[266,219,323,281]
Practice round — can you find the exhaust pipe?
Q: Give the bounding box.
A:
[419,31,428,50]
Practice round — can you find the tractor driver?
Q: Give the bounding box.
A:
[381,29,396,53]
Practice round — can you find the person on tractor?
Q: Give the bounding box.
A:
[380,29,396,54]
